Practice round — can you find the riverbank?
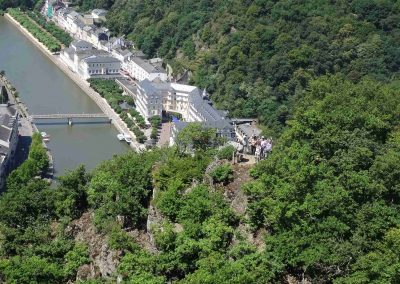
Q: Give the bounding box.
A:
[0,73,54,178]
[4,13,142,151]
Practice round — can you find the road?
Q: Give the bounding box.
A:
[14,117,32,168]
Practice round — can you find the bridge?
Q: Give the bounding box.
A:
[30,113,111,125]
[31,113,108,119]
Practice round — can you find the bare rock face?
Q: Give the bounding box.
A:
[96,243,121,277]
[76,264,97,282]
[68,212,121,281]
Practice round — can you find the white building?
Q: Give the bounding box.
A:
[79,55,121,79]
[112,48,132,62]
[0,103,19,189]
[124,57,167,82]
[65,11,84,34]
[91,9,107,22]
[116,78,235,144]
[61,41,121,79]
[53,7,70,29]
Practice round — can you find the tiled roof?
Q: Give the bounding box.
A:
[83,55,120,63]
[131,57,165,74]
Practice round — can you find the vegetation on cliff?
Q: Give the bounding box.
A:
[1,75,400,282]
[101,0,400,135]
[1,0,400,282]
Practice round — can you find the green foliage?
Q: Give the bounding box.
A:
[0,136,271,282]
[217,145,235,160]
[0,255,64,283]
[245,75,400,281]
[89,79,147,143]
[108,226,139,252]
[63,243,89,278]
[210,164,233,184]
[0,0,38,10]
[104,0,400,136]
[0,150,89,283]
[27,11,72,46]
[87,151,160,230]
[130,109,146,128]
[6,132,49,190]
[8,9,61,52]
[149,115,161,141]
[118,249,166,284]
[176,122,221,152]
[335,227,400,284]
[54,165,88,220]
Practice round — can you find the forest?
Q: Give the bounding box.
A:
[1,75,400,283]
[103,0,400,135]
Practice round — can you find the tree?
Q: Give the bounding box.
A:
[245,75,400,281]
[176,123,220,152]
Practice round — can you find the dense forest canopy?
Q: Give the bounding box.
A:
[101,0,400,134]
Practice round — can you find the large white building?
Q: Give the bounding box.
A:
[61,40,121,79]
[53,8,110,47]
[0,102,19,189]
[123,57,167,82]
[79,55,121,79]
[116,78,235,143]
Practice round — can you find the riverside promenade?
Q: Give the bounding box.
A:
[4,13,142,151]
[0,74,54,178]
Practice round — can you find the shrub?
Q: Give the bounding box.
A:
[217,145,235,160]
[150,128,158,140]
[210,164,233,184]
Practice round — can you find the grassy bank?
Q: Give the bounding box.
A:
[7,9,61,52]
[26,11,72,47]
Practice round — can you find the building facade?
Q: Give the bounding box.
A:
[124,57,167,82]
[120,78,235,144]
[0,104,19,189]
[61,40,121,79]
[79,55,121,79]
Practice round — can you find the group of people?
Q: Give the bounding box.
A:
[242,134,273,162]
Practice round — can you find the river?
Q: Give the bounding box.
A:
[0,16,130,175]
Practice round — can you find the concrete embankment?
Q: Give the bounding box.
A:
[0,74,54,178]
[4,13,140,151]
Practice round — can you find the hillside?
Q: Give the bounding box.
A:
[1,75,400,283]
[100,0,400,134]
[1,1,400,283]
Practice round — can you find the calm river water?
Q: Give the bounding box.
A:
[0,16,129,175]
